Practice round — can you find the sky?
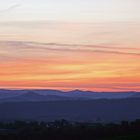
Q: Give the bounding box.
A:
[0,0,140,91]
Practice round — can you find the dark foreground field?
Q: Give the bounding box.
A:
[1,98,140,122]
[0,119,140,140]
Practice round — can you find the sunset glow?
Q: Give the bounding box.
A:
[0,0,140,91]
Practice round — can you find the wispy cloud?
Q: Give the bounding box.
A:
[0,41,139,56]
[0,41,139,91]
[0,4,20,14]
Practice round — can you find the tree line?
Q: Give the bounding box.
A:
[0,119,140,140]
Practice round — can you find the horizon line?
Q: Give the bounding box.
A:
[0,88,139,93]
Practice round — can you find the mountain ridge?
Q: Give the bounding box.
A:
[0,89,139,102]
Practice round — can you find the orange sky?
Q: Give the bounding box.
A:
[0,27,140,91]
[0,0,140,91]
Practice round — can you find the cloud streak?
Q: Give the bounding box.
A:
[0,41,140,57]
[0,40,140,91]
[0,4,20,14]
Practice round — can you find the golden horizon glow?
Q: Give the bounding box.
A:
[0,0,140,91]
[0,39,140,91]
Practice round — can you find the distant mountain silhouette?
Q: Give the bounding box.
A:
[61,90,138,99]
[0,90,140,122]
[130,92,140,98]
[0,89,139,102]
[0,91,85,102]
